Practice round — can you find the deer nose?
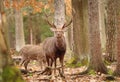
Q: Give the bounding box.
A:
[56,33,61,38]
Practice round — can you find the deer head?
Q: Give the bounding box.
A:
[44,13,72,38]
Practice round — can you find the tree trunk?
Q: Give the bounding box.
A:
[28,15,33,44]
[114,0,120,76]
[105,0,117,62]
[6,9,15,49]
[54,0,65,28]
[0,0,24,81]
[99,0,106,50]
[65,23,73,61]
[72,0,89,64]
[86,0,107,74]
[64,0,73,61]
[29,27,33,44]
[15,8,25,51]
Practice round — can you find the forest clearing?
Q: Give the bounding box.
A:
[18,57,119,82]
[1,0,120,82]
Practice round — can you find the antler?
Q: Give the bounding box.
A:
[62,19,72,28]
[44,13,56,28]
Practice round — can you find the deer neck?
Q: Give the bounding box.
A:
[55,36,66,51]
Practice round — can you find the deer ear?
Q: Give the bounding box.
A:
[50,27,56,31]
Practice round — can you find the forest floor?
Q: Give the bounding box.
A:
[17,60,120,82]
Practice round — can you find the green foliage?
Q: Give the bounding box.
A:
[88,69,96,75]
[66,57,82,68]
[2,66,25,82]
[108,69,113,75]
[23,12,53,44]
[40,18,53,41]
[66,56,89,68]
[6,4,53,45]
[80,57,89,66]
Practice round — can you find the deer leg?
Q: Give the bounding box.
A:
[38,60,43,70]
[50,58,53,67]
[19,58,25,66]
[24,60,30,71]
[54,59,57,75]
[43,58,47,69]
[46,58,49,66]
[39,58,46,70]
[47,58,53,75]
[60,56,64,74]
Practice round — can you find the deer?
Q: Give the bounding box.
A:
[43,14,72,76]
[19,44,46,71]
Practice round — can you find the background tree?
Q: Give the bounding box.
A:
[114,0,120,76]
[71,0,89,65]
[54,0,65,27]
[64,0,73,61]
[105,0,117,62]
[0,0,24,81]
[85,0,107,74]
[99,0,106,51]
[14,0,25,51]
[5,0,52,46]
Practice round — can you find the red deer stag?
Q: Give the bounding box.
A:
[43,15,72,75]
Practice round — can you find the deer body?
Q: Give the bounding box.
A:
[19,44,46,71]
[43,14,72,75]
[43,36,66,70]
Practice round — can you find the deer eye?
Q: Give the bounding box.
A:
[54,31,58,33]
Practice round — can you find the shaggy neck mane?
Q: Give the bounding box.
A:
[55,36,66,51]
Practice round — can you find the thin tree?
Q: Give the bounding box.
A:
[14,0,25,51]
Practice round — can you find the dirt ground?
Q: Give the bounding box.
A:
[18,60,120,82]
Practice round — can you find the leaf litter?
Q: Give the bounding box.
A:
[18,60,120,82]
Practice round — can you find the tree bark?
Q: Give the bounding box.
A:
[15,6,25,51]
[0,0,24,81]
[105,0,117,62]
[54,0,65,28]
[86,0,107,74]
[114,0,120,76]
[28,15,33,44]
[99,0,106,50]
[72,0,89,64]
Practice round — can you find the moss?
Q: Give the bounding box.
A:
[66,57,77,65]
[104,59,111,66]
[108,69,113,75]
[2,65,25,82]
[66,57,77,67]
[80,57,89,66]
[65,58,82,68]
[66,57,88,68]
[88,69,96,75]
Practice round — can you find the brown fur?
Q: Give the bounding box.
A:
[43,32,66,74]
[40,16,71,75]
[19,44,46,71]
